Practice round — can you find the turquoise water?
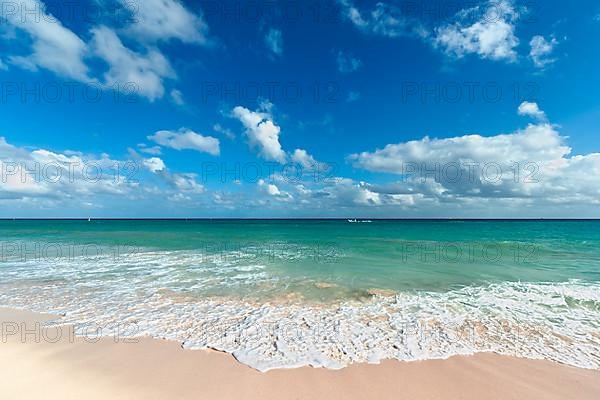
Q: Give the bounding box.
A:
[1,220,599,370]
[1,219,599,299]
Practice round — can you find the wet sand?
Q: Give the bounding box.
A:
[1,307,599,400]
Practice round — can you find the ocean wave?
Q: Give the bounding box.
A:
[1,278,599,372]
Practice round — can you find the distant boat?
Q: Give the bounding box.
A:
[347,219,372,223]
[88,217,92,222]
[347,219,358,223]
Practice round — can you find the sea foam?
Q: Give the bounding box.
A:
[1,247,599,371]
[1,274,599,371]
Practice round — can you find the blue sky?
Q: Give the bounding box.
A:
[1,0,600,218]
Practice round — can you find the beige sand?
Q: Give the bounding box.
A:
[1,307,598,400]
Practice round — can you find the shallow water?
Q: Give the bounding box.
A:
[1,220,599,370]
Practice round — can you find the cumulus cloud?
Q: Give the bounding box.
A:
[230,105,329,174]
[119,0,209,44]
[0,138,51,198]
[350,123,568,175]
[0,137,213,216]
[434,0,519,62]
[143,157,166,173]
[1,138,216,216]
[265,28,283,56]
[135,151,205,194]
[167,173,205,193]
[257,179,293,201]
[290,149,333,175]
[529,35,558,68]
[340,0,529,65]
[91,26,175,101]
[231,105,287,163]
[291,149,318,169]
[148,128,220,155]
[518,101,547,121]
[348,104,600,205]
[2,0,208,101]
[0,137,138,202]
[326,178,382,206]
[258,179,281,196]
[4,0,90,81]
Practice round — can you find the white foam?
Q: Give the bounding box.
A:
[1,275,599,372]
[1,248,599,371]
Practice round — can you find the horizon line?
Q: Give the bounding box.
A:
[2,218,600,221]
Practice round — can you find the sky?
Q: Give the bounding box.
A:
[1,0,600,218]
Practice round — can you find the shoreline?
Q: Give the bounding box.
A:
[1,307,599,400]
[3,279,599,371]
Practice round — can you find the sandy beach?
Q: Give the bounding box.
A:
[1,307,598,400]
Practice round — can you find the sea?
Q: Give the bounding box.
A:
[1,219,598,371]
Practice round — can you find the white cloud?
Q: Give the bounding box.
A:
[529,35,558,68]
[0,137,137,201]
[231,105,328,172]
[143,157,166,173]
[339,0,428,38]
[291,149,318,169]
[170,89,185,105]
[132,149,205,194]
[290,148,332,174]
[0,139,49,197]
[4,0,89,80]
[91,26,175,101]
[213,124,235,140]
[518,101,547,121]
[258,179,281,196]
[350,123,568,175]
[327,178,382,206]
[148,128,220,156]
[257,179,293,201]
[265,28,283,56]
[348,105,600,205]
[137,143,162,155]
[434,0,519,62]
[0,137,216,215]
[168,173,205,193]
[231,106,287,163]
[2,1,199,101]
[119,0,208,44]
[337,51,362,73]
